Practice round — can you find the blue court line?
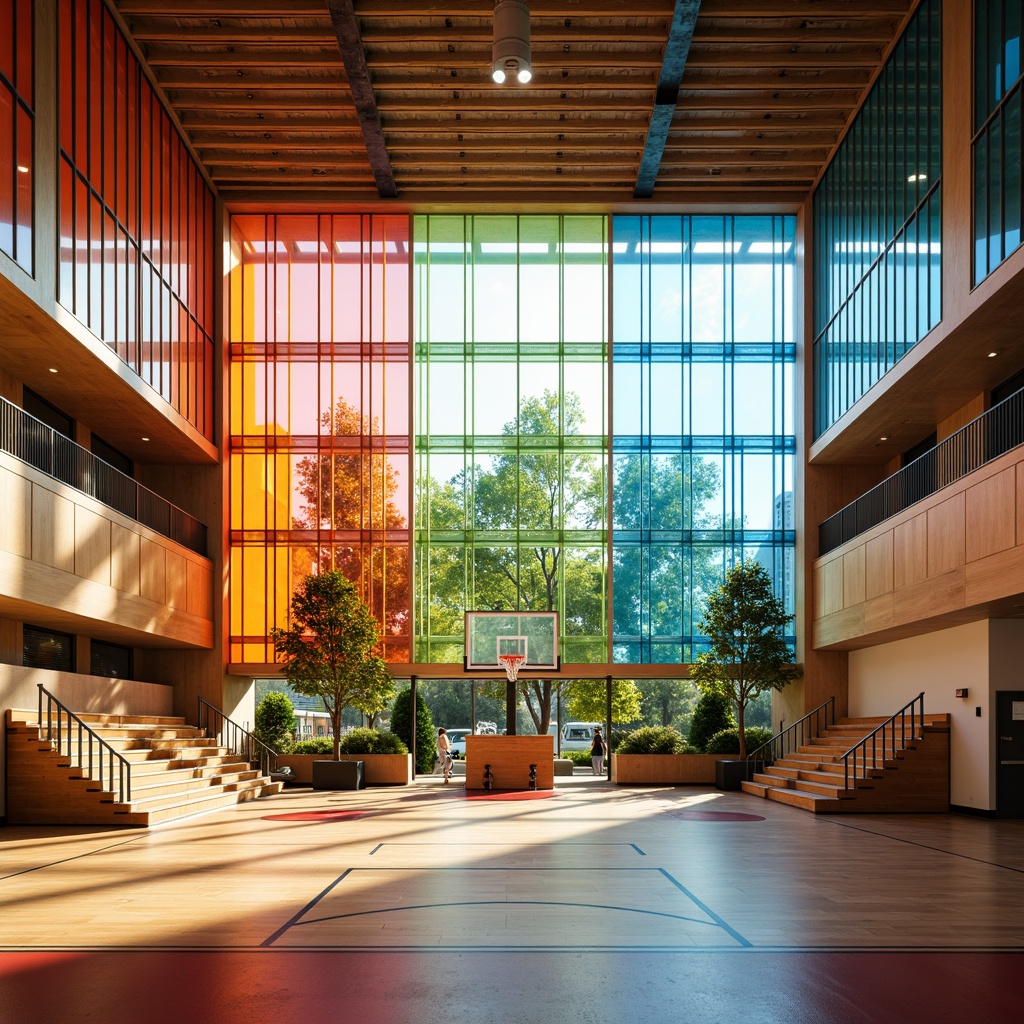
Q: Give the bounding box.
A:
[260,868,353,948]
[658,868,752,947]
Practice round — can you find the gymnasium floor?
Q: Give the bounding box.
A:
[1,774,1022,1023]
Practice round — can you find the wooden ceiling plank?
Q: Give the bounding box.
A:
[326,0,397,198]
[635,0,701,199]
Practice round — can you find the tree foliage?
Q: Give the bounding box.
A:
[565,678,643,724]
[690,561,802,758]
[638,679,699,730]
[617,725,689,755]
[271,571,395,760]
[253,690,295,753]
[687,690,735,752]
[391,687,437,774]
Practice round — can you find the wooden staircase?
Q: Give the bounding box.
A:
[5,709,284,827]
[740,714,950,813]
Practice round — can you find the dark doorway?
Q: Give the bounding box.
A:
[996,691,1024,819]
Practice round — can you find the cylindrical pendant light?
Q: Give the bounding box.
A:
[492,0,532,84]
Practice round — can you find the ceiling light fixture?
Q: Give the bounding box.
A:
[989,351,998,358]
[492,0,532,85]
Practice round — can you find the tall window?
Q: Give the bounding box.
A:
[228,214,411,665]
[812,0,942,437]
[975,0,1024,283]
[0,0,33,272]
[413,215,609,664]
[612,215,796,662]
[57,0,215,439]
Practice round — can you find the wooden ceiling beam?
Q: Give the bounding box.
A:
[326,0,396,198]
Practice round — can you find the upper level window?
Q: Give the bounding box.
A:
[0,0,33,273]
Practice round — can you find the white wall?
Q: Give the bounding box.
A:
[848,619,992,811]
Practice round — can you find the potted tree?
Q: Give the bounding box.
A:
[691,561,802,790]
[271,570,396,789]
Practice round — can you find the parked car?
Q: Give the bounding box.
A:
[559,722,604,751]
[445,728,473,758]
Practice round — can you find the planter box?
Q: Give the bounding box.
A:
[313,759,364,790]
[715,759,767,791]
[611,753,731,786]
[465,735,556,790]
[276,753,412,786]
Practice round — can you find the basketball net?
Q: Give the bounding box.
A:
[498,652,526,682]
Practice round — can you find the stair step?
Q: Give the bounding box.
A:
[764,787,844,812]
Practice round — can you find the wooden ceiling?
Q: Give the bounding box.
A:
[111,0,918,207]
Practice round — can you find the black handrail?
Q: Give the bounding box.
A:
[37,685,132,804]
[820,387,1024,554]
[746,696,836,772]
[0,396,207,556]
[841,692,925,790]
[197,698,279,777]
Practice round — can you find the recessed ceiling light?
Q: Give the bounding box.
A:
[880,436,888,441]
[988,351,998,357]
[141,436,150,442]
[17,165,29,174]
[48,367,58,373]
[908,173,927,182]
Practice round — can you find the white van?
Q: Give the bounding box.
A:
[559,722,604,751]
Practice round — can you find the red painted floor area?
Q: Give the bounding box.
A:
[1,950,1020,1024]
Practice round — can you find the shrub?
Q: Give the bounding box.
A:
[616,725,689,755]
[337,728,408,755]
[391,687,436,774]
[688,690,735,752]
[292,737,334,754]
[254,691,295,753]
[558,749,593,766]
[704,726,774,756]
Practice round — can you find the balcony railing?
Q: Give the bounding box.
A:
[819,388,1024,555]
[0,396,207,557]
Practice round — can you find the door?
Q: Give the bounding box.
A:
[996,691,1024,819]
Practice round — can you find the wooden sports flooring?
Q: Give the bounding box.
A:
[1,774,1022,1023]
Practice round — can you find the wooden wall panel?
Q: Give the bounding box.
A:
[31,485,75,573]
[165,549,187,610]
[815,558,844,617]
[937,393,987,442]
[966,468,1015,561]
[110,521,141,595]
[140,540,167,604]
[186,560,213,619]
[865,532,894,599]
[0,467,31,557]
[843,546,866,607]
[927,493,966,576]
[893,513,928,589]
[74,505,111,586]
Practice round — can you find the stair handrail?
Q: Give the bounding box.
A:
[745,696,836,774]
[197,697,279,777]
[36,685,132,803]
[841,692,925,790]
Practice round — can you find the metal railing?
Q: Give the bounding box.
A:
[820,387,1024,554]
[746,696,836,774]
[0,396,207,556]
[197,698,279,777]
[37,685,132,804]
[841,692,925,790]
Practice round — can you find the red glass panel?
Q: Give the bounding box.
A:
[15,0,32,104]
[139,88,151,258]
[102,12,115,204]
[126,62,137,239]
[73,1,88,169]
[58,157,74,305]
[58,4,72,156]
[89,0,102,185]
[115,32,127,227]
[0,3,12,84]
[0,90,13,258]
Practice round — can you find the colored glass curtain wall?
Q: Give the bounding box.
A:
[413,214,609,665]
[0,0,32,272]
[611,215,797,663]
[228,214,411,666]
[974,1,1024,284]
[56,0,215,440]
[812,0,942,438]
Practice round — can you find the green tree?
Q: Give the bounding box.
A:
[687,689,734,752]
[253,690,295,752]
[565,678,643,725]
[391,687,437,774]
[639,679,698,730]
[690,561,802,758]
[271,570,396,760]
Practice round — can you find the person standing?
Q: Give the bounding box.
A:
[436,727,453,783]
[590,726,606,776]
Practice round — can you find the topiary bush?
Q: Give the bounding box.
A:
[616,725,689,755]
[704,726,774,756]
[292,737,334,754]
[391,687,436,774]
[337,728,408,755]
[558,749,593,766]
[253,690,295,753]
[688,690,735,752]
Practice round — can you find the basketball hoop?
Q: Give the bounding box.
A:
[498,652,526,682]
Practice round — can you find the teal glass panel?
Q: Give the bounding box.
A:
[612,215,796,663]
[414,214,609,664]
[813,0,942,436]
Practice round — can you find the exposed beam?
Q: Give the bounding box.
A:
[634,0,701,199]
[325,0,396,198]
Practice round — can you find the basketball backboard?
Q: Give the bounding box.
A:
[464,611,560,672]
